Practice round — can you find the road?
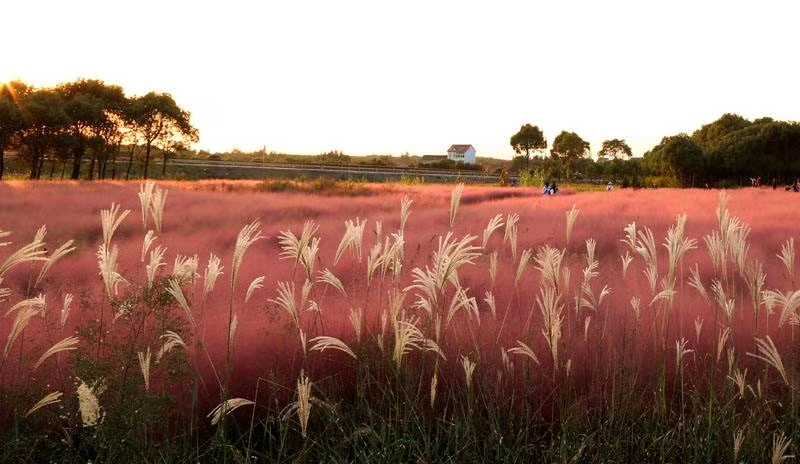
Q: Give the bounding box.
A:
[165,158,511,183]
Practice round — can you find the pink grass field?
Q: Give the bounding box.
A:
[1,180,799,416]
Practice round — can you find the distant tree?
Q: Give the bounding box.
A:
[0,82,28,180]
[129,92,198,179]
[550,131,590,180]
[642,134,704,186]
[691,113,751,151]
[598,139,632,160]
[510,124,547,168]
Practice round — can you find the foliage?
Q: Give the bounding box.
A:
[510,123,547,167]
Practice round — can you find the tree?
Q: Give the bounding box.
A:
[642,134,704,186]
[510,124,547,168]
[691,113,751,151]
[129,93,198,179]
[0,82,28,180]
[17,88,70,179]
[550,131,590,180]
[598,138,632,160]
[56,80,127,179]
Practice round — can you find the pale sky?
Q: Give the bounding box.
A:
[3,1,799,158]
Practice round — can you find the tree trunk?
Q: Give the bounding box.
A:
[49,158,56,179]
[88,154,97,180]
[126,146,136,180]
[162,152,168,176]
[70,145,83,180]
[143,143,152,179]
[60,161,66,179]
[111,144,119,180]
[0,148,4,181]
[37,155,46,179]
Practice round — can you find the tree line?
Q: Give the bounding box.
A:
[0,79,197,180]
[511,114,800,187]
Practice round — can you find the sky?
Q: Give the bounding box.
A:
[3,0,800,159]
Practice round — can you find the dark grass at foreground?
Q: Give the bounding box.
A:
[1,181,800,463]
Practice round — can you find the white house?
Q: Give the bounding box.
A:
[446,144,477,164]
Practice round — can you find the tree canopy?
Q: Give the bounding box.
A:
[598,139,632,160]
[0,79,197,181]
[510,124,547,167]
[550,131,590,180]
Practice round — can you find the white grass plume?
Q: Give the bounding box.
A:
[26,391,63,417]
[317,268,347,296]
[334,217,366,265]
[157,330,187,362]
[507,340,540,364]
[60,293,74,328]
[747,336,789,386]
[400,195,413,233]
[203,253,224,298]
[100,203,130,249]
[208,398,254,426]
[97,244,127,299]
[245,275,265,303]
[138,347,152,391]
[449,183,464,227]
[565,204,580,245]
[504,213,520,259]
[309,336,357,359]
[232,221,264,289]
[33,336,79,370]
[482,214,504,248]
[141,230,157,262]
[35,240,75,287]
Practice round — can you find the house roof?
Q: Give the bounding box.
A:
[447,144,474,154]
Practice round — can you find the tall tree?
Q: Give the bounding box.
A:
[550,131,590,180]
[0,82,28,180]
[598,139,632,160]
[57,80,127,179]
[642,134,704,186]
[510,124,547,168]
[17,89,70,179]
[129,93,198,179]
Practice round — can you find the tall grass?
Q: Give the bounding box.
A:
[1,182,800,462]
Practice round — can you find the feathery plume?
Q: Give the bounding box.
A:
[138,181,156,230]
[203,253,224,298]
[100,203,130,249]
[449,183,464,227]
[507,340,540,364]
[208,398,254,426]
[35,240,75,287]
[484,291,496,318]
[26,391,63,417]
[33,336,79,370]
[488,251,499,286]
[141,230,157,262]
[309,336,357,359]
[137,347,151,391]
[97,244,127,299]
[565,204,580,245]
[232,220,264,288]
[515,248,532,286]
[157,330,187,362]
[245,275,265,303]
[150,185,168,234]
[400,195,413,233]
[334,217,367,265]
[461,355,476,391]
[504,213,519,258]
[482,214,505,248]
[748,336,789,386]
[317,268,347,296]
[60,293,73,328]
[777,238,796,281]
[76,378,104,427]
[146,245,167,289]
[772,432,794,464]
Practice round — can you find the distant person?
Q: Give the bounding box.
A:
[606,181,614,191]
